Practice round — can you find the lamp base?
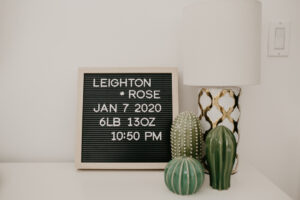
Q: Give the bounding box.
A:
[198,87,240,174]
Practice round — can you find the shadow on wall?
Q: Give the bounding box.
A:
[177,69,199,113]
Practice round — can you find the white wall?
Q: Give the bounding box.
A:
[0,0,199,162]
[0,0,299,199]
[239,0,300,199]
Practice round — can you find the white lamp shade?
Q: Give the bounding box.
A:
[183,0,261,86]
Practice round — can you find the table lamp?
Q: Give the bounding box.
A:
[182,0,261,173]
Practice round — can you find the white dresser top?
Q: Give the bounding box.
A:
[0,162,292,200]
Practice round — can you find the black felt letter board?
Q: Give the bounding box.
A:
[81,73,173,163]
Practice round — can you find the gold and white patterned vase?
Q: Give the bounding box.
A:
[198,87,240,174]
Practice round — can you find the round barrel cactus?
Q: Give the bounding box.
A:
[170,112,204,162]
[206,126,237,190]
[164,157,205,195]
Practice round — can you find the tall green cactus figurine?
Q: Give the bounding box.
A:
[206,126,237,190]
[171,112,204,162]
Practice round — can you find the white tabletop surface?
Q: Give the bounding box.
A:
[0,162,292,200]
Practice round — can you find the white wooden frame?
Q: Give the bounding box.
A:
[76,67,179,169]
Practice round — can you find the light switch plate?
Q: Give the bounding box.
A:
[268,21,290,57]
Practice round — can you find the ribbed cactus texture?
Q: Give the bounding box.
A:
[164,157,205,195]
[206,126,237,190]
[171,112,204,162]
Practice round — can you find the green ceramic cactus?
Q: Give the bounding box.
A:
[164,157,205,195]
[206,126,237,190]
[170,112,204,162]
